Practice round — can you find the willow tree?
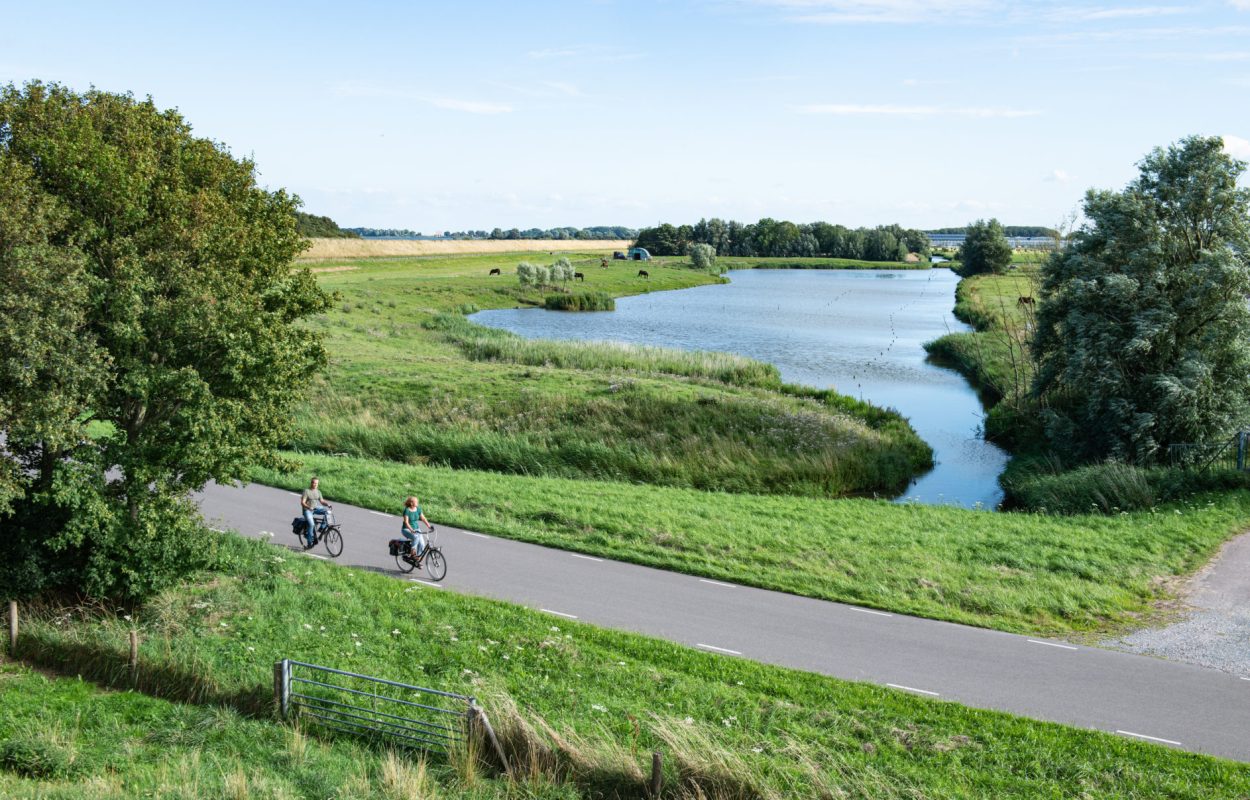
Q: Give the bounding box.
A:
[1032,136,1250,464]
[0,82,333,599]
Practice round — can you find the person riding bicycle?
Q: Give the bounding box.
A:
[401,495,432,563]
[300,477,332,548]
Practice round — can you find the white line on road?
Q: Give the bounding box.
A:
[369,511,394,518]
[1116,730,1182,746]
[462,532,490,539]
[1028,639,1078,651]
[210,528,225,533]
[696,643,742,655]
[570,554,603,562]
[305,554,328,560]
[887,683,940,697]
[541,609,579,619]
[848,607,893,618]
[409,579,444,589]
[699,579,737,588]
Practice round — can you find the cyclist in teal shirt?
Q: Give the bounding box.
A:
[401,496,432,562]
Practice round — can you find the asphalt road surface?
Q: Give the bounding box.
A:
[197,481,1250,763]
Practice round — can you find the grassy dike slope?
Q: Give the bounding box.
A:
[7,535,1248,799]
[293,251,932,499]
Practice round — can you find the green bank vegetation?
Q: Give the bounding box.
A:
[293,251,933,499]
[6,535,1247,799]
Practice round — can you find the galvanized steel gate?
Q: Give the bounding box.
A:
[274,659,474,755]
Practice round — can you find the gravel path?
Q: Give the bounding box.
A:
[1105,531,1250,677]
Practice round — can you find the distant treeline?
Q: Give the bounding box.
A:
[633,219,931,261]
[346,226,638,240]
[348,227,423,238]
[296,212,360,239]
[928,225,1060,238]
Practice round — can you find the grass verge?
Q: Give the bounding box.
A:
[8,535,1249,799]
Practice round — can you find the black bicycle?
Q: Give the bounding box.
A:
[389,524,446,581]
[290,507,344,558]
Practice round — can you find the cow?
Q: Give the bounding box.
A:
[637,270,649,278]
[574,272,585,282]
[600,258,609,268]
[1017,296,1035,307]
[489,268,501,276]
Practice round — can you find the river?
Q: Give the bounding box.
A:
[471,268,1006,509]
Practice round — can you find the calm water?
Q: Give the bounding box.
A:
[471,269,1007,508]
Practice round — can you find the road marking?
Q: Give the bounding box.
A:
[1028,639,1078,651]
[541,609,579,619]
[570,554,603,562]
[1116,730,1182,746]
[289,492,301,498]
[305,554,328,560]
[848,607,893,618]
[369,511,394,518]
[699,579,737,588]
[887,683,940,697]
[462,532,490,539]
[409,579,444,589]
[696,643,742,655]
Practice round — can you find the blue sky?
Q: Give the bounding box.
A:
[3,1,1249,231]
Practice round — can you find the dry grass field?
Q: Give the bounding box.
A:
[300,237,632,260]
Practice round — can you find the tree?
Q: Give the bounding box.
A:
[0,82,334,599]
[688,242,717,270]
[516,261,538,287]
[957,219,1013,275]
[1032,136,1250,464]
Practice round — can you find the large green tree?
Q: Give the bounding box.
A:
[1032,136,1250,464]
[957,218,1013,275]
[0,82,334,599]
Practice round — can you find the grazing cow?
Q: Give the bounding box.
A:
[489,268,501,276]
[574,272,585,282]
[1017,296,1035,307]
[600,258,609,268]
[637,269,649,278]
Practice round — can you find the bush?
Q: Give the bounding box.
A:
[1004,460,1250,513]
[543,292,615,311]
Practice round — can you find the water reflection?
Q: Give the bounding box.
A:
[471,268,1006,509]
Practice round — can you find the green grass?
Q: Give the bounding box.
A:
[9,535,1249,799]
[254,451,1250,637]
[293,251,933,499]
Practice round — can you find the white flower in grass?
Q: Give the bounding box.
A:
[751,747,763,754]
[354,641,362,648]
[478,646,488,652]
[450,636,458,642]
[351,632,359,638]
[549,626,560,632]
[591,704,607,712]
[303,624,313,630]
[617,662,625,666]
[319,625,326,631]
[391,629,401,636]
[123,615,132,622]
[683,717,694,725]
[219,622,228,628]
[502,655,510,660]
[247,646,255,652]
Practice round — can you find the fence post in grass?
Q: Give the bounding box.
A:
[650,751,663,797]
[7,601,16,657]
[274,660,290,719]
[470,701,509,776]
[128,629,139,683]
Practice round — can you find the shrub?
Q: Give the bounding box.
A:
[543,292,615,311]
[688,243,717,270]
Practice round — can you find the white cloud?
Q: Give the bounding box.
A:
[1046,169,1074,183]
[1042,5,1190,22]
[1230,0,1250,9]
[751,0,996,24]
[1223,134,1250,161]
[795,103,1040,117]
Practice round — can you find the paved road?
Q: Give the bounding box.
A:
[197,481,1250,763]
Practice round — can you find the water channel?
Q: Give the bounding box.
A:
[471,268,1007,509]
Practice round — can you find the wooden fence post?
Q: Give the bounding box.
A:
[128,629,139,683]
[650,751,663,798]
[7,601,16,657]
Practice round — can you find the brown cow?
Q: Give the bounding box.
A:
[574,272,585,282]
[489,268,501,276]
[637,270,649,278]
[600,258,609,268]
[1017,296,1035,307]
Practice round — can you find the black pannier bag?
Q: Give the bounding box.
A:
[388,539,410,556]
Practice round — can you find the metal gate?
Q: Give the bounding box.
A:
[274,659,473,755]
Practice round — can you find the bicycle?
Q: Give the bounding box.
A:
[389,524,446,581]
[290,507,344,558]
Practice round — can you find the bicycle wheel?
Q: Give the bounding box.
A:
[395,549,417,574]
[323,527,343,558]
[423,548,447,582]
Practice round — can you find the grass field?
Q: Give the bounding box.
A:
[7,535,1249,799]
[300,238,633,260]
[292,250,934,499]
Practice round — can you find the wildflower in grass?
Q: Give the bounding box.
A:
[219,622,228,628]
[303,624,313,630]
[247,646,255,652]
[319,626,325,631]
[391,629,400,636]
[549,626,560,632]
[683,717,694,725]
[592,704,607,712]
[123,614,132,622]
[502,655,510,660]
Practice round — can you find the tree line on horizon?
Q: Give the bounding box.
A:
[632,218,932,261]
[929,225,1060,239]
